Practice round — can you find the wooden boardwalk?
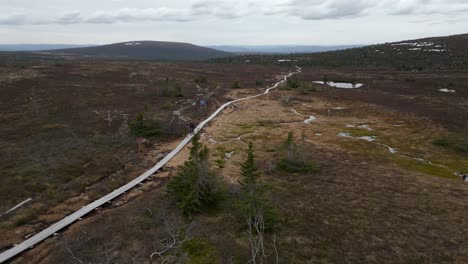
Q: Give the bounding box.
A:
[0,67,299,263]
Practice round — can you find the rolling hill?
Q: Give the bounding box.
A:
[0,44,95,52]
[207,45,362,54]
[48,41,231,61]
[214,33,468,71]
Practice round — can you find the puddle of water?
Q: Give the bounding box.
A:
[359,125,373,131]
[338,132,351,137]
[313,81,363,89]
[338,132,376,142]
[346,124,372,130]
[291,109,301,115]
[358,136,376,142]
[304,115,317,124]
[438,88,456,93]
[378,143,397,154]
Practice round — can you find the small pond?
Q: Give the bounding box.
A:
[313,81,363,89]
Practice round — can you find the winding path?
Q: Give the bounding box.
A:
[0,67,301,263]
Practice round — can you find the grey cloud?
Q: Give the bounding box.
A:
[0,8,194,25]
[1,0,467,26]
[286,0,375,20]
[83,8,194,23]
[190,0,257,19]
[0,14,28,25]
[57,12,83,24]
[389,0,468,16]
[389,0,432,15]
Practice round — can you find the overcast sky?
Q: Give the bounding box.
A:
[1,0,467,45]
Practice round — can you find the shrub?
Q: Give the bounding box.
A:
[231,80,241,89]
[255,80,263,86]
[277,158,319,174]
[432,138,451,147]
[279,132,320,174]
[129,113,161,138]
[194,76,207,83]
[286,77,300,88]
[162,83,184,97]
[432,137,468,155]
[455,142,468,154]
[323,75,329,83]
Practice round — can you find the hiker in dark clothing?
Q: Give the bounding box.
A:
[189,123,196,135]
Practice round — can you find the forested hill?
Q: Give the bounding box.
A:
[212,33,468,71]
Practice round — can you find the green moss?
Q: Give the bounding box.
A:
[392,157,457,179]
[344,128,377,137]
[256,120,278,128]
[214,158,225,169]
[182,238,218,264]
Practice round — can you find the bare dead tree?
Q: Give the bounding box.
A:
[61,230,121,264]
[31,86,39,117]
[131,245,147,264]
[149,214,191,263]
[286,132,295,162]
[272,234,279,264]
[63,231,92,264]
[104,243,119,264]
[247,208,266,264]
[64,240,84,264]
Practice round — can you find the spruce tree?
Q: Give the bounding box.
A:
[167,133,218,217]
[240,143,260,196]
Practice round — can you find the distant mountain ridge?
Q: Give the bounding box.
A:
[47,41,231,61]
[0,43,363,55]
[0,44,95,51]
[208,45,363,54]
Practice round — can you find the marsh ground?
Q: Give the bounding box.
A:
[0,61,289,251]
[7,65,467,263]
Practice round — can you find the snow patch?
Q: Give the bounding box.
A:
[313,81,363,89]
[392,42,434,47]
[438,88,456,93]
[304,115,317,124]
[125,42,141,46]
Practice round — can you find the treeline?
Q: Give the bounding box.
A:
[209,43,468,71]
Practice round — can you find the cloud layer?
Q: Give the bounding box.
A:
[1,0,468,25]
